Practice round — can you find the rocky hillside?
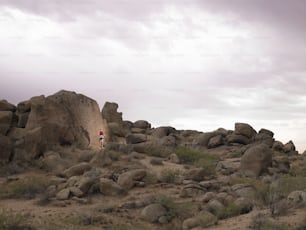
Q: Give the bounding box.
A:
[0,90,306,230]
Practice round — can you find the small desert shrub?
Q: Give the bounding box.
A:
[277,176,306,197]
[174,147,203,164]
[216,202,242,220]
[197,214,218,228]
[252,217,291,230]
[0,211,34,230]
[0,163,22,176]
[159,169,181,184]
[0,175,53,199]
[144,145,172,158]
[157,196,194,220]
[143,171,158,185]
[174,147,218,173]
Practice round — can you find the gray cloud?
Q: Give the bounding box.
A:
[0,0,306,151]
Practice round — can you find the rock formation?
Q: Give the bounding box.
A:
[0,90,305,230]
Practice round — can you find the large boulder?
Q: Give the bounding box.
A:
[0,111,13,135]
[152,126,176,138]
[23,127,47,159]
[240,144,272,177]
[273,141,285,152]
[208,135,223,148]
[117,169,146,190]
[234,123,256,139]
[99,178,126,196]
[180,184,206,198]
[231,184,256,199]
[287,191,306,208]
[0,100,16,112]
[24,91,104,149]
[141,203,167,223]
[133,120,151,129]
[17,100,31,114]
[63,162,92,178]
[101,102,123,124]
[283,141,296,154]
[192,132,216,147]
[0,134,13,162]
[227,134,251,145]
[126,133,147,144]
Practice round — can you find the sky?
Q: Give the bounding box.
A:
[0,0,306,152]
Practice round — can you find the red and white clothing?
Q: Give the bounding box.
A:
[99,131,104,140]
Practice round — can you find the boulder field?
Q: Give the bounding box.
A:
[0,90,305,230]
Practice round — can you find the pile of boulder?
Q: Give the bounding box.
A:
[0,90,106,163]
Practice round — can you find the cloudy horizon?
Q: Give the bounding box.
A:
[1,0,306,152]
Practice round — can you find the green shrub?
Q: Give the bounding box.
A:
[174,147,218,171]
[143,171,158,185]
[0,211,33,230]
[144,146,172,158]
[159,169,181,184]
[277,176,306,197]
[253,217,291,230]
[216,202,242,219]
[0,175,53,199]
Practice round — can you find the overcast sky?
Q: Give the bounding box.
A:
[0,0,306,152]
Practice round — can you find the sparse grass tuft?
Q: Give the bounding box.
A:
[143,171,158,185]
[157,196,194,220]
[159,169,181,184]
[216,202,243,219]
[0,211,34,230]
[174,147,219,174]
[144,145,172,158]
[252,217,291,230]
[0,175,53,199]
[277,176,306,197]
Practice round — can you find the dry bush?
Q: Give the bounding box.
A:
[159,169,181,184]
[216,202,243,220]
[0,175,53,199]
[156,196,195,220]
[251,216,291,230]
[0,210,34,230]
[143,171,158,185]
[144,145,172,158]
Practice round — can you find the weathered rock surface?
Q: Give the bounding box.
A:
[63,162,92,178]
[126,133,147,144]
[133,120,151,130]
[0,111,13,135]
[99,178,126,196]
[141,203,167,223]
[0,134,13,162]
[240,144,272,177]
[0,100,16,112]
[117,169,146,189]
[234,123,257,139]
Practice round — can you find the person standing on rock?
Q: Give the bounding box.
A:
[99,129,105,149]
